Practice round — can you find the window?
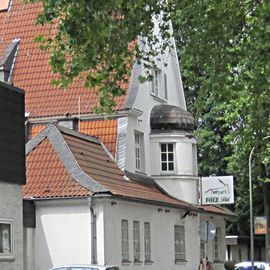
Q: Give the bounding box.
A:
[214,227,221,261]
[133,221,141,262]
[0,221,12,257]
[200,241,206,259]
[174,225,186,263]
[121,220,129,262]
[151,69,168,100]
[192,143,197,175]
[134,132,144,172]
[163,73,168,100]
[144,222,152,262]
[160,143,174,172]
[151,69,161,96]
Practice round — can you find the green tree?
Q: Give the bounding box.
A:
[30,0,270,253]
[172,0,270,254]
[29,0,173,113]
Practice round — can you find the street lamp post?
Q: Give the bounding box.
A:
[248,146,255,270]
[248,135,270,270]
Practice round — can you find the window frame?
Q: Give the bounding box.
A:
[174,225,186,263]
[121,220,130,263]
[134,132,145,173]
[160,143,175,173]
[150,68,168,100]
[0,219,14,259]
[213,227,221,261]
[144,222,152,263]
[133,221,141,263]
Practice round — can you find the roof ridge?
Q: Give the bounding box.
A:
[56,124,102,145]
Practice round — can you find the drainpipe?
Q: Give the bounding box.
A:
[88,197,97,264]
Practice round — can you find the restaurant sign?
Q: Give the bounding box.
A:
[201,176,234,205]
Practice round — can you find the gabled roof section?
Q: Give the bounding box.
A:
[0,38,20,82]
[25,124,109,197]
[24,124,233,217]
[0,0,131,118]
[23,124,194,210]
[28,118,118,157]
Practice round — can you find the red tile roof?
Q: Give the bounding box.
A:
[24,137,91,198]
[23,124,233,217]
[29,119,118,156]
[79,119,118,155]
[30,124,46,138]
[0,0,129,118]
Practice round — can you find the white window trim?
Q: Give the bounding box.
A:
[213,227,221,261]
[150,68,168,101]
[121,219,130,263]
[144,222,152,263]
[133,221,141,263]
[174,225,186,263]
[0,219,14,260]
[160,143,175,174]
[134,132,145,173]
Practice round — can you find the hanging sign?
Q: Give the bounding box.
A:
[201,176,234,205]
[255,216,267,235]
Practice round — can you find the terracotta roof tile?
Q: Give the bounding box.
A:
[0,0,129,118]
[23,125,233,216]
[79,119,118,155]
[24,137,91,198]
[30,124,46,138]
[24,125,195,209]
[61,130,196,209]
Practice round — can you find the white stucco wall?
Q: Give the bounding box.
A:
[96,198,201,270]
[0,182,23,270]
[149,134,198,203]
[34,199,92,270]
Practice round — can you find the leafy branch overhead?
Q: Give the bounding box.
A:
[26,0,270,235]
[29,0,174,113]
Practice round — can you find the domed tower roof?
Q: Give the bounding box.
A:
[150,104,195,132]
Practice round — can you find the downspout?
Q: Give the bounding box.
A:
[88,197,97,264]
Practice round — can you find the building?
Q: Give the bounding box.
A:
[0,1,233,270]
[0,81,25,270]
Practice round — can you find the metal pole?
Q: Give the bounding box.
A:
[248,136,270,270]
[249,147,255,270]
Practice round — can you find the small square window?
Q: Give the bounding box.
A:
[0,220,13,258]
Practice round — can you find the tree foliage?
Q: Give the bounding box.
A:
[172,0,270,235]
[28,0,173,113]
[29,0,270,235]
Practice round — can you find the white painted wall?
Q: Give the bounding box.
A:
[34,199,92,270]
[149,134,198,203]
[98,198,201,270]
[0,182,23,270]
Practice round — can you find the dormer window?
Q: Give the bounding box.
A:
[150,69,168,100]
[0,0,11,12]
[58,118,78,131]
[134,131,145,172]
[160,143,175,172]
[151,69,161,96]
